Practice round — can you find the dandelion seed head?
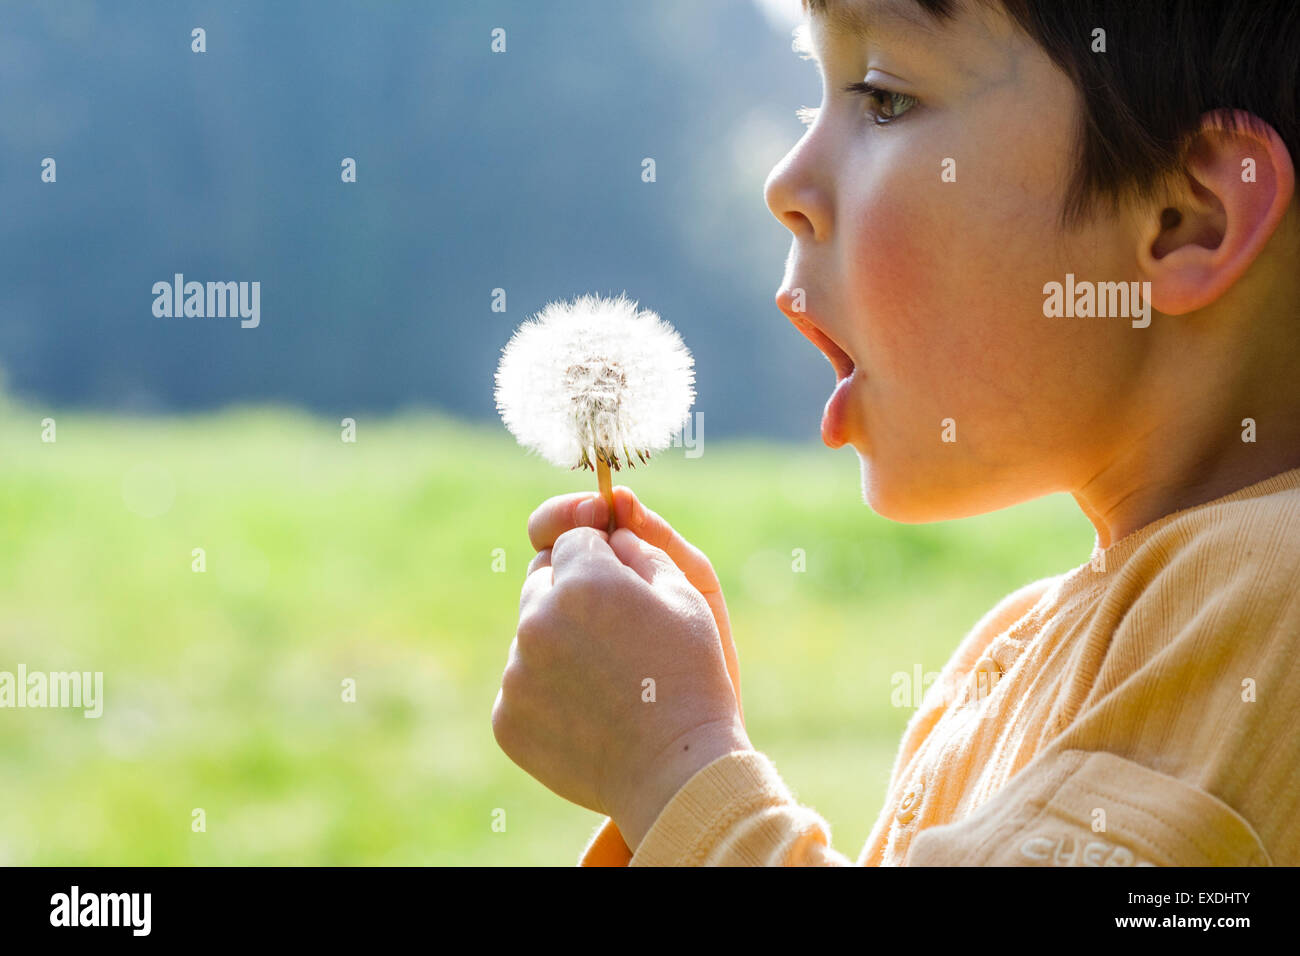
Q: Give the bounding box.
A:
[494,293,696,471]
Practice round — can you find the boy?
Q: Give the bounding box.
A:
[491,0,1300,865]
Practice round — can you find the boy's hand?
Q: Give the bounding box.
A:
[492,486,750,850]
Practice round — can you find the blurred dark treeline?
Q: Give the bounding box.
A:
[1,0,833,439]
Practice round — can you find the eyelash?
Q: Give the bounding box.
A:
[843,82,918,125]
[794,82,918,128]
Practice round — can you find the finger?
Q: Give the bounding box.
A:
[612,529,745,725]
[525,547,552,577]
[518,563,553,616]
[611,486,720,595]
[610,486,742,720]
[708,589,744,724]
[607,528,682,586]
[548,526,613,586]
[527,492,609,552]
[524,535,630,587]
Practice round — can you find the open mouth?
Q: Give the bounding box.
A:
[785,311,856,382]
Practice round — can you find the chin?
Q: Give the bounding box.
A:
[859,451,1054,524]
[856,454,985,524]
[858,455,934,522]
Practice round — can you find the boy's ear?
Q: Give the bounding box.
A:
[1139,109,1295,315]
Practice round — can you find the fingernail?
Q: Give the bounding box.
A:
[575,497,597,526]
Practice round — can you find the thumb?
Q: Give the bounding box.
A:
[608,527,681,586]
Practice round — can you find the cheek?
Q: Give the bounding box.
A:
[842,175,1000,418]
[838,154,1118,512]
[842,148,1084,428]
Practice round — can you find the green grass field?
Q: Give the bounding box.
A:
[0,396,1096,864]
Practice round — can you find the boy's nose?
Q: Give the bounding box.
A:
[764,137,832,242]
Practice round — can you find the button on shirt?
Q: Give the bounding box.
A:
[896,781,924,823]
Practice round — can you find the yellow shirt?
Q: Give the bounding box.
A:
[578,466,1300,866]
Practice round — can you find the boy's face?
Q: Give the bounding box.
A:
[765,0,1152,522]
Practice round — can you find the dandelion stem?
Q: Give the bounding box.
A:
[596,457,617,534]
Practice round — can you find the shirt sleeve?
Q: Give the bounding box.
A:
[578,750,857,866]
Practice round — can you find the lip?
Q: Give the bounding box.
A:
[775,289,856,382]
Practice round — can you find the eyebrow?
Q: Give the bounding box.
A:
[793,0,943,59]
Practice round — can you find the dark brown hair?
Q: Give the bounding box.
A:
[803,0,1299,225]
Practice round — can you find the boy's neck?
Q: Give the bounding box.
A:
[1071,361,1300,548]
[1073,296,1300,549]
[1076,450,1300,550]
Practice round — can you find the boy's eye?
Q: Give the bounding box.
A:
[842,81,917,125]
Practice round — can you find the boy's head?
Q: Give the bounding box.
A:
[766,0,1299,543]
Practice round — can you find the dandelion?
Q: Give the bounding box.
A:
[494,293,696,533]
